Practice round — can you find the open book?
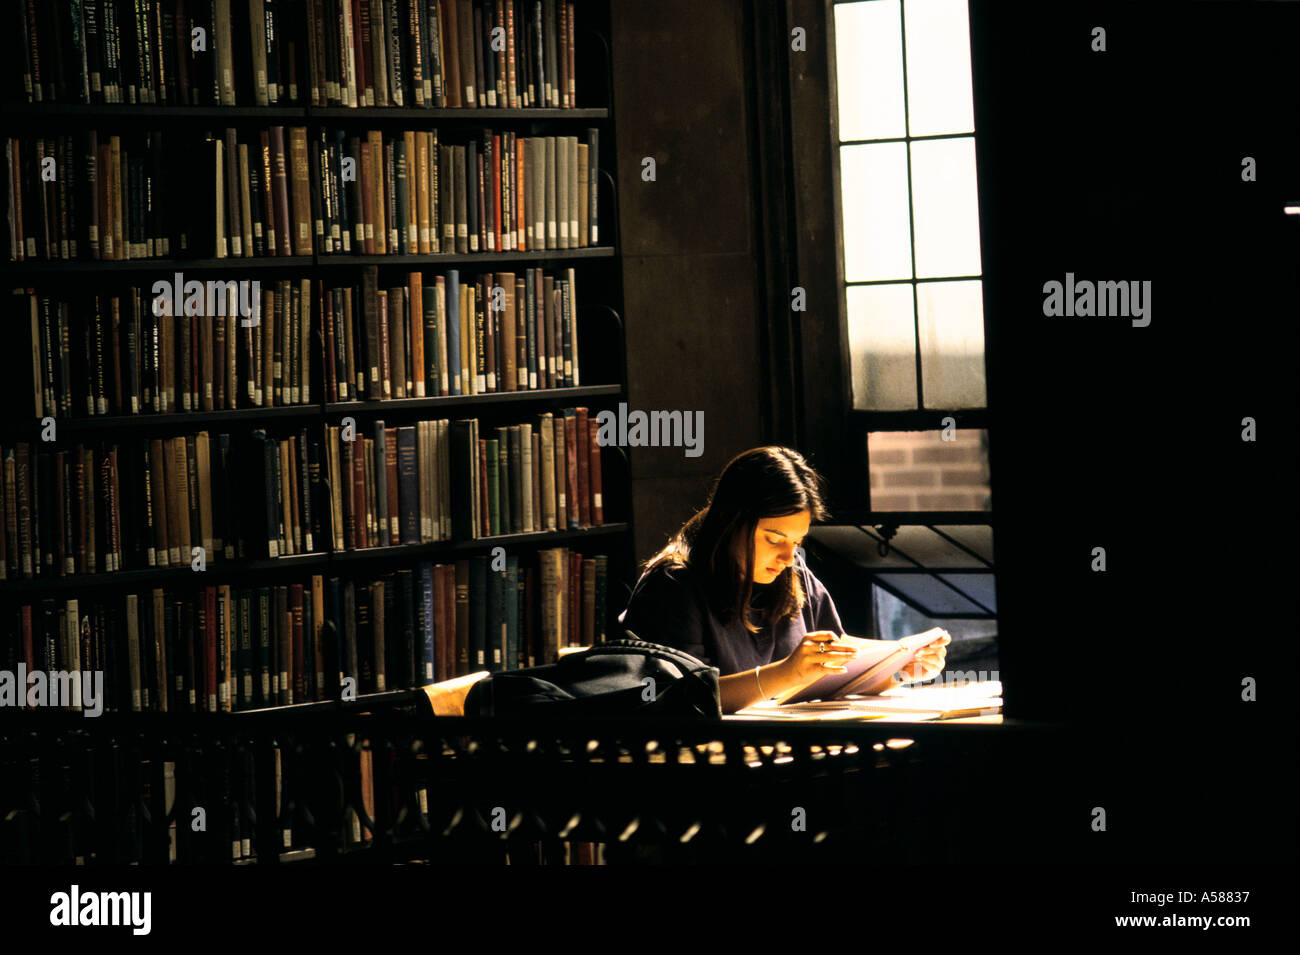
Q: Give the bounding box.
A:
[774,628,951,705]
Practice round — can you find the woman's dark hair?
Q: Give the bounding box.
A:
[643,446,830,633]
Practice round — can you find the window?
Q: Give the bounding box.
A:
[824,0,996,658]
[833,0,986,415]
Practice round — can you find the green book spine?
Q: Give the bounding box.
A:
[505,554,519,669]
[495,425,510,534]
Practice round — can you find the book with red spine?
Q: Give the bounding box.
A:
[574,406,589,527]
[563,408,578,529]
[588,414,604,525]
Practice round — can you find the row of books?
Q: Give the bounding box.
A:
[3,128,311,261]
[203,126,315,257]
[1,431,282,579]
[5,132,175,262]
[17,264,581,420]
[0,409,604,580]
[11,0,302,106]
[21,279,313,420]
[11,1,584,111]
[321,266,581,402]
[311,127,599,256]
[0,551,610,713]
[303,0,581,109]
[325,408,604,552]
[204,125,599,259]
[326,419,452,552]
[6,124,600,262]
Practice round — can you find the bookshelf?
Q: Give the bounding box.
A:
[0,0,632,721]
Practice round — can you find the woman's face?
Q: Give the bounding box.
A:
[751,510,812,584]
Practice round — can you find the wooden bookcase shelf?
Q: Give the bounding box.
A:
[1,246,615,273]
[0,522,630,595]
[2,104,609,122]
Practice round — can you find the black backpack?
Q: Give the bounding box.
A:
[462,637,721,719]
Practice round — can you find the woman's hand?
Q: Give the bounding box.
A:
[776,631,859,688]
[895,633,951,684]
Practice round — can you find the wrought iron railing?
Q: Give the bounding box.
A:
[1,690,1027,864]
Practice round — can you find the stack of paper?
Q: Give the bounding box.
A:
[849,680,1002,713]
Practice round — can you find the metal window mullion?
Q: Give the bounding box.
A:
[928,525,994,570]
[897,0,924,412]
[839,131,973,147]
[847,274,982,287]
[852,526,996,617]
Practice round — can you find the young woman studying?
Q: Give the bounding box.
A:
[617,446,950,714]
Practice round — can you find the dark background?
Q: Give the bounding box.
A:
[970,1,1298,728]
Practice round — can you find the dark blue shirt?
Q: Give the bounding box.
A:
[616,553,846,675]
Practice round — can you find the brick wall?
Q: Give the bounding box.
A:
[868,429,992,511]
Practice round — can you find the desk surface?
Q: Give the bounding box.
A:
[727,680,1004,723]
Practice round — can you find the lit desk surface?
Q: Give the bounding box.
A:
[727,680,1003,723]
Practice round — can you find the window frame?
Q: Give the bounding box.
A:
[828,0,990,513]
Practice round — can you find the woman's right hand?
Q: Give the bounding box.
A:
[777,631,858,687]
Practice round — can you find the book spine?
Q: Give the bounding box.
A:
[575,406,589,527]
[588,414,603,525]
[288,127,312,255]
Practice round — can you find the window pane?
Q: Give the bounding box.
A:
[840,143,913,282]
[917,280,986,408]
[873,585,999,663]
[868,429,991,509]
[834,0,906,141]
[903,0,976,136]
[909,137,982,278]
[848,283,916,410]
